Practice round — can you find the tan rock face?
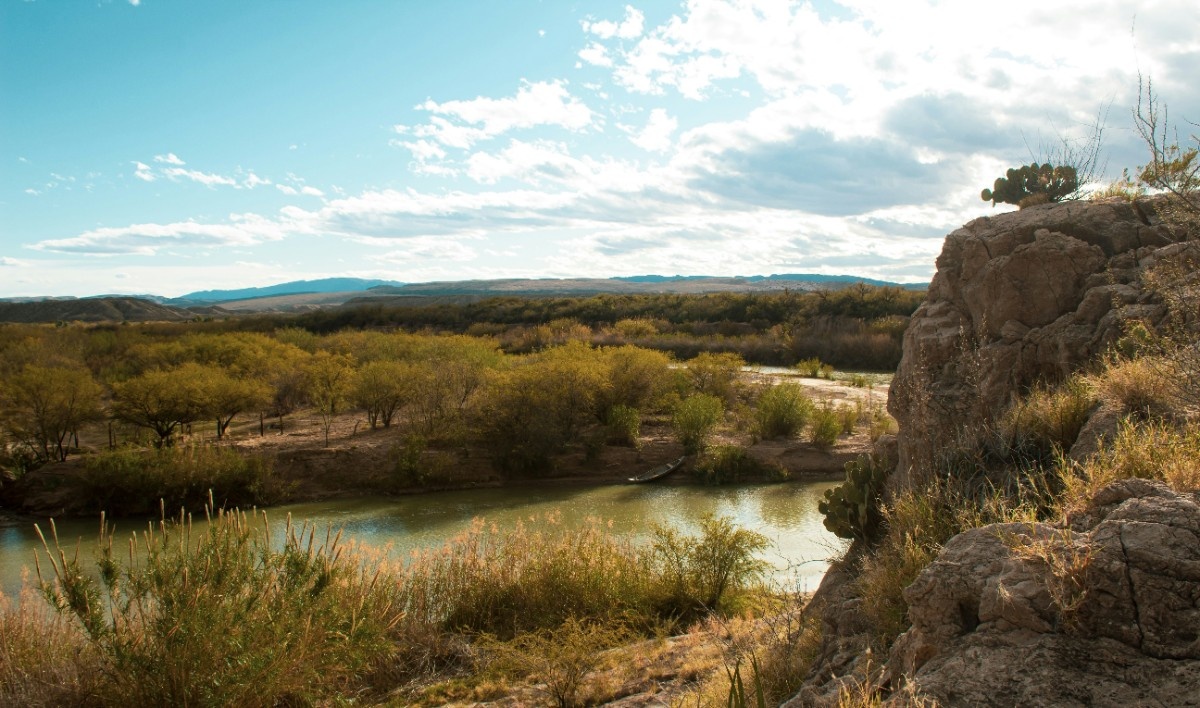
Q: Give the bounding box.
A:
[888,481,1200,707]
[888,199,1175,486]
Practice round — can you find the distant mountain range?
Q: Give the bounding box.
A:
[0,274,927,323]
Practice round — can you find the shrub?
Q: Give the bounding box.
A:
[649,515,769,622]
[672,394,724,455]
[754,383,813,439]
[686,352,745,402]
[75,445,282,515]
[479,617,627,708]
[808,404,842,451]
[605,404,641,448]
[34,508,405,706]
[795,357,824,377]
[695,445,788,485]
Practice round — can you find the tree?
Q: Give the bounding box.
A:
[1134,74,1199,232]
[351,360,414,429]
[981,162,1078,208]
[200,367,272,440]
[671,394,724,454]
[303,351,354,446]
[0,365,103,462]
[111,364,211,447]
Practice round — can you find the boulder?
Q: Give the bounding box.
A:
[886,481,1200,707]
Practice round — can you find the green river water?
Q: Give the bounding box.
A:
[1,480,846,598]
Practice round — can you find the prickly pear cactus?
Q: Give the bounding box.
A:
[981,162,1078,208]
[818,454,888,540]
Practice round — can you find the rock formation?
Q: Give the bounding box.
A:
[889,479,1200,706]
[887,199,1181,487]
[789,197,1200,706]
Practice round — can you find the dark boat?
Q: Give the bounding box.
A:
[628,456,686,483]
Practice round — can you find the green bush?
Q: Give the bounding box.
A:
[649,515,769,622]
[695,445,789,485]
[76,445,282,515]
[754,383,813,439]
[808,405,842,451]
[672,394,724,454]
[795,357,823,377]
[605,404,641,448]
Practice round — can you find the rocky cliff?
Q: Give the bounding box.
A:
[789,197,1200,706]
[888,199,1180,487]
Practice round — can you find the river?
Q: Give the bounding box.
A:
[0,480,847,598]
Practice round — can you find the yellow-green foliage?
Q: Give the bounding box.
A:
[34,509,405,706]
[754,382,813,439]
[672,393,725,454]
[808,404,843,450]
[1064,418,1200,511]
[1003,376,1096,456]
[403,512,768,637]
[1089,355,1178,419]
[77,445,281,515]
[686,351,745,402]
[649,515,768,622]
[795,357,824,377]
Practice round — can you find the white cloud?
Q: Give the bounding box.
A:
[34,212,297,256]
[24,188,41,196]
[0,257,25,267]
[162,167,238,188]
[276,185,298,196]
[369,237,478,264]
[242,172,271,189]
[300,186,324,197]
[395,80,594,153]
[631,108,677,152]
[128,0,141,6]
[133,161,156,182]
[582,6,644,40]
[578,42,613,68]
[153,153,185,165]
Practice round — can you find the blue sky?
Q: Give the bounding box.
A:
[2,0,1198,297]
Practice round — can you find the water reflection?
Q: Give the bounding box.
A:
[1,481,847,596]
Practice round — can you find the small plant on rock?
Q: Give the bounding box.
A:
[819,454,889,541]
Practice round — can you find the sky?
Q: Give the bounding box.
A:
[2,0,1198,298]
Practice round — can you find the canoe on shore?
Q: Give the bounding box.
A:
[628,456,686,483]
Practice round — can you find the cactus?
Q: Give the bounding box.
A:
[818,454,888,540]
[981,162,1078,208]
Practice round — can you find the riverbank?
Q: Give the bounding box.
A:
[2,371,881,520]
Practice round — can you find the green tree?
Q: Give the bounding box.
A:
[685,352,744,402]
[200,367,272,440]
[111,364,212,447]
[981,163,1078,208]
[351,360,414,429]
[302,351,354,446]
[0,365,103,462]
